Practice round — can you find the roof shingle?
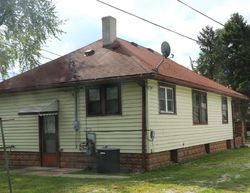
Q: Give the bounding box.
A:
[0,38,247,100]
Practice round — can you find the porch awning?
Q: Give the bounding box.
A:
[18,100,58,115]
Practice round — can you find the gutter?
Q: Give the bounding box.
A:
[231,100,236,148]
[152,74,249,100]
[1,70,247,101]
[140,80,147,171]
[0,73,155,94]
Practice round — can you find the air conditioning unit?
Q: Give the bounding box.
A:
[97,148,120,173]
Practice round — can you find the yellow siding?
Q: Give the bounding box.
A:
[0,82,142,153]
[147,79,233,153]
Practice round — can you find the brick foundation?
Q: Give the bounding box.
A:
[147,151,171,170]
[226,139,234,149]
[178,145,206,162]
[120,153,143,171]
[0,139,239,171]
[209,141,227,153]
[0,151,40,168]
[60,152,96,169]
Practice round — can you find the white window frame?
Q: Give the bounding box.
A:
[159,86,175,114]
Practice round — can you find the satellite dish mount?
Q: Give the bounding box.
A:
[153,41,171,72]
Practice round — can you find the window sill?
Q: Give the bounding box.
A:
[193,122,208,125]
[159,111,176,115]
[87,113,122,117]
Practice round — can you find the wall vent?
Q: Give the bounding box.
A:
[84,49,95,56]
[205,144,210,154]
[170,149,178,163]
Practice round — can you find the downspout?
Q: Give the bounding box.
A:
[74,88,79,123]
[141,80,147,171]
[231,99,236,148]
[73,87,80,149]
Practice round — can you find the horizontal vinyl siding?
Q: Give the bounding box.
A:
[0,82,142,153]
[79,82,142,153]
[147,79,233,153]
[0,87,73,152]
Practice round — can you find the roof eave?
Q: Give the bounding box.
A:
[0,73,154,94]
[153,74,249,100]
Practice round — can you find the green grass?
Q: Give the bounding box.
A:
[2,148,250,192]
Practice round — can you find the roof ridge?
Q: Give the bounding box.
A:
[117,38,155,73]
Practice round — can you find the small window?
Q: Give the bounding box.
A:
[192,90,207,124]
[86,84,121,116]
[222,96,228,124]
[106,86,119,114]
[88,88,101,114]
[159,84,176,114]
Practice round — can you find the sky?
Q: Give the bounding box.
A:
[40,0,250,69]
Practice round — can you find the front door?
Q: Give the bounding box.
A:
[39,115,59,167]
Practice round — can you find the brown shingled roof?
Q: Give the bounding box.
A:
[0,38,247,100]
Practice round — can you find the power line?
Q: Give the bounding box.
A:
[176,0,224,27]
[41,49,61,57]
[41,55,54,61]
[96,0,198,43]
[176,0,250,61]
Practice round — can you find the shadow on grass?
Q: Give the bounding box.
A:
[68,167,131,176]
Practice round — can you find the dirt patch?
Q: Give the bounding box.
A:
[234,174,241,179]
[217,173,231,183]
[192,180,212,187]
[164,189,195,193]
[217,173,242,184]
[244,163,250,169]
[164,190,175,193]
[234,184,247,191]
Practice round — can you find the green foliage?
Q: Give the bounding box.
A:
[0,0,63,78]
[196,13,250,97]
[196,26,224,81]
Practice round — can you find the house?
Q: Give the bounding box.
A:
[0,16,248,171]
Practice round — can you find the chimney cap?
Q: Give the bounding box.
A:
[102,16,116,20]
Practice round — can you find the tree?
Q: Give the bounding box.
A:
[196,13,250,97]
[196,26,221,80]
[0,0,63,78]
[221,13,250,96]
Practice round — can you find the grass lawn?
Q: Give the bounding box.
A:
[1,148,250,193]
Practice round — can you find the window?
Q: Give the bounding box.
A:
[86,84,121,116]
[159,84,176,114]
[192,90,207,124]
[88,88,101,114]
[43,116,57,153]
[222,96,228,124]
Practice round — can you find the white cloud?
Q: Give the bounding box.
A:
[39,0,250,69]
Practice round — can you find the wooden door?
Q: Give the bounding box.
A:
[39,115,59,167]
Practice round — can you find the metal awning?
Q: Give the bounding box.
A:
[18,100,58,115]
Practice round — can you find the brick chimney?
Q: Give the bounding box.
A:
[102,16,116,47]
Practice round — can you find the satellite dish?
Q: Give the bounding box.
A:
[161,41,171,58]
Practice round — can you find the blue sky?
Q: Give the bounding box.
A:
[40,0,250,69]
